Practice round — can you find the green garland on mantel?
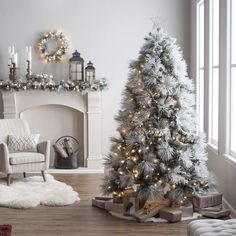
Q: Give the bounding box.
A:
[0,78,108,93]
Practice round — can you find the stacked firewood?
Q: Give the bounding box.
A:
[53,138,74,158]
[92,190,230,223]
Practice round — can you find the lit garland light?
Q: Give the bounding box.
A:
[0,77,108,93]
[38,31,69,62]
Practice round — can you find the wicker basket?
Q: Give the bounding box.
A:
[54,136,80,169]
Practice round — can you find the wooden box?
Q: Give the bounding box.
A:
[202,209,230,218]
[194,204,223,213]
[92,196,112,209]
[105,201,124,214]
[123,196,139,216]
[178,202,193,217]
[192,193,222,208]
[159,207,182,223]
[134,198,170,223]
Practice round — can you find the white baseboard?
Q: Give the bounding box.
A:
[223,197,236,218]
[48,167,104,174]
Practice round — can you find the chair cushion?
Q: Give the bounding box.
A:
[8,134,40,152]
[9,152,45,165]
[187,219,236,236]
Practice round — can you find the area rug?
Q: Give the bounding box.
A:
[0,224,12,236]
[0,174,79,208]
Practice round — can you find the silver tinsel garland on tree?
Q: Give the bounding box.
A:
[101,26,209,206]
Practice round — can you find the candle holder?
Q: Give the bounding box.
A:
[9,63,18,83]
[25,60,32,80]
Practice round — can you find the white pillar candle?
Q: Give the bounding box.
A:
[28,46,32,61]
[25,46,28,59]
[12,53,18,67]
[11,46,14,54]
[8,46,12,65]
[8,46,12,58]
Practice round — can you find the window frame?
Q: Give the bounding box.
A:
[230,0,236,157]
[196,0,205,134]
[208,0,219,147]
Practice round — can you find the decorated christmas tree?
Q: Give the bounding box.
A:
[102,26,209,207]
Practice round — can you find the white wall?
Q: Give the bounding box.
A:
[0,0,191,159]
[208,150,236,217]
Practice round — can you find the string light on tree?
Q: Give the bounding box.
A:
[102,25,210,207]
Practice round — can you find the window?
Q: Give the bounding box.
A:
[230,0,236,156]
[197,0,205,133]
[194,0,236,159]
[209,0,219,146]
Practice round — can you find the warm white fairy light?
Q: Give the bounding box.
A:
[102,25,210,207]
[38,31,69,62]
[133,169,139,178]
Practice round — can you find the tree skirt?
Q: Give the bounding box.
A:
[109,211,201,222]
[0,174,79,208]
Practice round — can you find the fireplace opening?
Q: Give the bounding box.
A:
[20,104,85,167]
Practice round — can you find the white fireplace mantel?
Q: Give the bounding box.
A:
[0,90,103,169]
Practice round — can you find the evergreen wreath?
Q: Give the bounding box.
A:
[38,31,69,62]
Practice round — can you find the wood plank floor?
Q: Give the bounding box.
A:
[0,174,190,236]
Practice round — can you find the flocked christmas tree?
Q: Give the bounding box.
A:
[102,26,209,207]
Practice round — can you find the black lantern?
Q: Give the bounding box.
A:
[85,61,95,83]
[69,50,84,81]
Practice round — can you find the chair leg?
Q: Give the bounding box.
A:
[41,170,46,182]
[7,174,11,186]
[23,172,26,178]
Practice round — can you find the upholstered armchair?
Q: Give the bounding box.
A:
[0,119,50,185]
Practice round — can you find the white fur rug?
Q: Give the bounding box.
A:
[0,174,80,208]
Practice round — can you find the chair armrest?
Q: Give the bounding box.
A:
[37,141,50,169]
[0,142,11,173]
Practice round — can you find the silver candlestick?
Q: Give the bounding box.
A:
[26,60,32,80]
[9,62,17,83]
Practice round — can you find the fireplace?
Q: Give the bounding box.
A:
[0,90,103,169]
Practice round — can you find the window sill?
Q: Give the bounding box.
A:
[207,143,219,156]
[223,154,236,168]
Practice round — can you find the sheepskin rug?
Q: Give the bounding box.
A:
[0,174,80,208]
